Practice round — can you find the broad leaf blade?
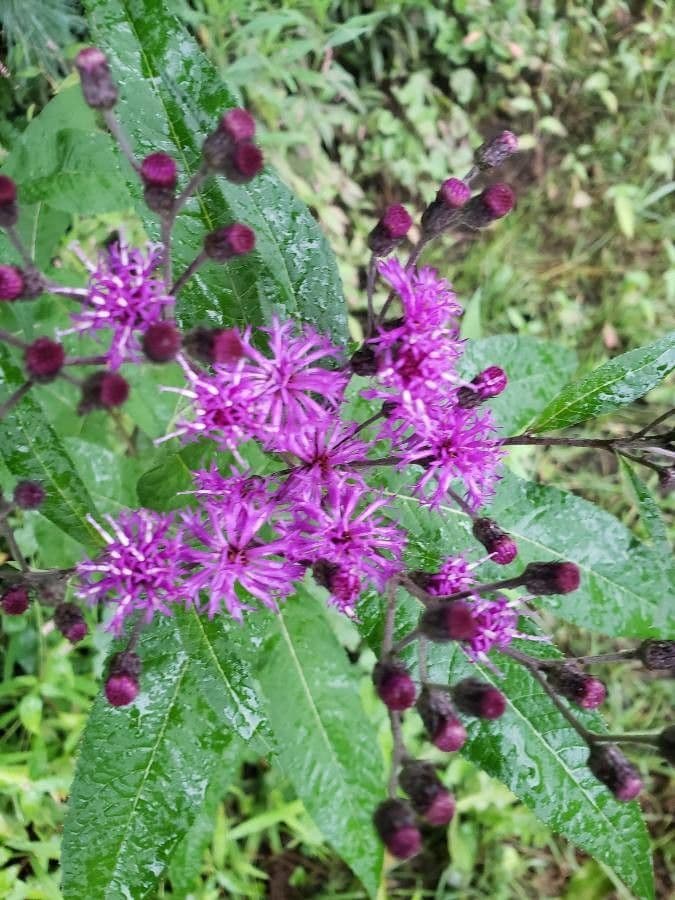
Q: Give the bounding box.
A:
[61,610,257,900]
[84,0,347,340]
[377,468,674,638]
[254,593,384,897]
[460,335,577,433]
[531,332,675,432]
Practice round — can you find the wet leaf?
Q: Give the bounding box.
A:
[254,592,384,897]
[0,347,99,551]
[460,335,577,433]
[376,468,674,638]
[619,458,670,552]
[61,610,257,900]
[84,0,347,341]
[531,332,675,431]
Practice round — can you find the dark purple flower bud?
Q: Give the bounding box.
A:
[24,338,65,382]
[350,344,378,376]
[105,651,141,707]
[461,183,516,230]
[204,223,256,262]
[228,142,264,181]
[0,265,25,301]
[1,585,30,615]
[75,47,118,109]
[548,663,606,710]
[220,108,256,142]
[367,204,413,256]
[78,372,129,414]
[373,660,416,711]
[54,602,88,644]
[587,744,642,802]
[475,131,519,170]
[657,725,675,765]
[212,329,246,364]
[0,175,18,227]
[638,640,675,671]
[439,177,471,208]
[458,366,508,409]
[400,760,455,826]
[140,153,178,189]
[142,322,181,363]
[453,677,506,720]
[13,480,45,509]
[522,561,580,595]
[471,517,518,566]
[420,601,478,643]
[373,799,422,859]
[416,688,467,752]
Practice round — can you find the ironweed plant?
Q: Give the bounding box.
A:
[0,9,672,899]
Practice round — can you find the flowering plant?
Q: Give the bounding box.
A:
[0,5,673,898]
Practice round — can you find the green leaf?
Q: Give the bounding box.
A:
[84,0,347,341]
[531,332,675,432]
[0,346,99,550]
[619,458,670,552]
[460,335,577,433]
[61,610,256,900]
[377,469,674,638]
[254,592,384,897]
[444,646,653,900]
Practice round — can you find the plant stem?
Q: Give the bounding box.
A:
[5,225,35,269]
[502,434,614,449]
[633,408,674,439]
[65,355,109,367]
[382,579,397,655]
[388,710,404,797]
[0,522,28,571]
[102,109,140,172]
[0,328,26,350]
[392,628,419,655]
[586,732,659,747]
[365,255,376,337]
[418,637,429,683]
[0,381,33,419]
[173,166,208,216]
[171,250,207,296]
[161,214,173,291]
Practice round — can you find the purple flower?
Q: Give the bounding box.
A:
[279,421,371,500]
[76,510,184,634]
[462,594,547,665]
[179,497,303,620]
[425,555,476,596]
[401,404,504,511]
[189,465,269,502]
[159,354,266,451]
[289,479,406,592]
[242,317,348,442]
[377,259,462,333]
[65,240,174,369]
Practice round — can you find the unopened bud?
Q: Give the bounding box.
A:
[416,688,467,752]
[420,601,478,642]
[474,131,518,170]
[54,602,88,643]
[75,47,118,109]
[373,799,422,859]
[142,322,181,363]
[350,344,378,376]
[587,744,642,802]
[472,517,518,565]
[367,204,413,256]
[373,660,416,711]
[400,760,455,825]
[548,663,606,710]
[105,651,141,707]
[461,183,515,229]
[13,480,45,509]
[638,640,675,671]
[0,265,25,301]
[457,366,508,408]
[1,585,30,615]
[522,561,580,595]
[453,677,506,719]
[204,223,256,262]
[24,338,65,382]
[140,153,178,189]
[220,108,256,142]
[0,175,18,227]
[78,371,129,413]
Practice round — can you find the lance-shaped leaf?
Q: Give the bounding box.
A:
[531,332,675,432]
[83,0,347,340]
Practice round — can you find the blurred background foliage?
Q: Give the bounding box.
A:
[0,1,673,897]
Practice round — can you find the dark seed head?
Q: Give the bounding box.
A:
[373,799,422,859]
[1,586,30,615]
[24,338,65,382]
[13,480,45,509]
[587,744,642,802]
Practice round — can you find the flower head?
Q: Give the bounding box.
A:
[76,510,184,634]
[179,496,303,620]
[278,421,371,500]
[66,240,174,369]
